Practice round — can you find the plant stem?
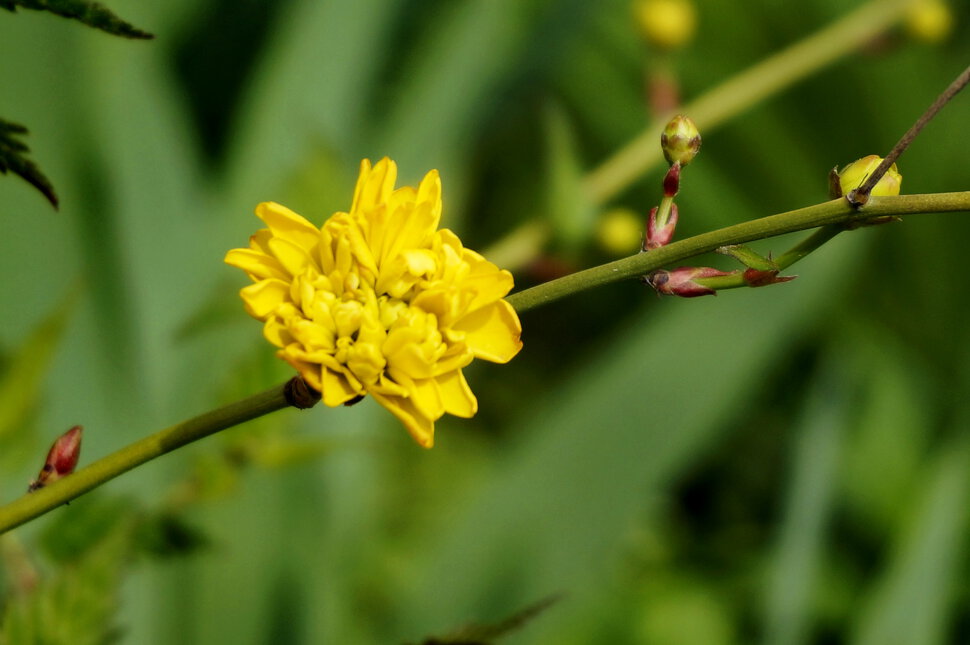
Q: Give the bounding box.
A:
[505,192,970,312]
[0,381,300,534]
[2,191,969,532]
[584,0,915,204]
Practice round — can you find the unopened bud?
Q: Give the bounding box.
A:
[837,155,902,198]
[644,266,733,298]
[644,204,679,250]
[742,268,797,287]
[633,0,698,51]
[28,426,82,492]
[661,115,701,167]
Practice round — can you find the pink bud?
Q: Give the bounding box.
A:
[644,204,679,250]
[644,266,734,298]
[742,268,797,287]
[663,163,681,197]
[28,426,82,492]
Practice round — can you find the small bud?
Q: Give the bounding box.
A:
[742,268,797,288]
[644,204,679,250]
[905,0,953,44]
[596,208,643,256]
[663,163,681,197]
[837,155,902,198]
[28,426,82,492]
[717,245,779,272]
[661,115,701,167]
[644,266,733,298]
[633,0,698,51]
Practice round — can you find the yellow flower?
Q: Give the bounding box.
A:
[225,158,523,447]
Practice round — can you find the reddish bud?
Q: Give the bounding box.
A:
[28,426,82,492]
[742,268,797,287]
[644,266,734,298]
[644,204,679,250]
[663,163,681,197]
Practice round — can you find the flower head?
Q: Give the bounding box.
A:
[225,158,523,447]
[837,155,902,198]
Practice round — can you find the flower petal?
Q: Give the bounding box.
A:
[255,202,320,250]
[438,369,477,418]
[320,365,364,407]
[370,390,435,448]
[240,280,290,318]
[453,300,522,363]
[225,248,289,281]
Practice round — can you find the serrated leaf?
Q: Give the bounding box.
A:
[2,0,153,39]
[0,119,58,208]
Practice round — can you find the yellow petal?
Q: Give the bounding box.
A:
[409,377,444,421]
[240,280,290,318]
[438,369,477,418]
[351,158,397,216]
[268,236,315,277]
[224,248,289,281]
[454,300,522,363]
[255,202,320,250]
[370,390,435,448]
[320,365,364,407]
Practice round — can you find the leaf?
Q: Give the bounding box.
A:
[1,0,153,39]
[0,119,58,208]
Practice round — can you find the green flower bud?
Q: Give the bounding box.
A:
[837,155,902,197]
[661,115,701,167]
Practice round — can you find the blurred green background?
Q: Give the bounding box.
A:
[1,0,969,643]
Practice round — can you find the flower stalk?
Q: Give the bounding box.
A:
[1,191,969,533]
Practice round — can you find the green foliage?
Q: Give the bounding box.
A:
[2,0,970,643]
[0,120,57,208]
[0,0,152,39]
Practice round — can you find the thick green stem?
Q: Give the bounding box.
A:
[506,192,970,312]
[0,382,296,534]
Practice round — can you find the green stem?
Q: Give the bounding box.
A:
[696,224,844,291]
[2,191,968,533]
[0,382,295,534]
[506,192,970,312]
[584,0,915,203]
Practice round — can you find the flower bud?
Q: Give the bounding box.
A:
[28,425,82,492]
[837,155,902,198]
[644,204,679,250]
[644,266,733,298]
[661,115,701,167]
[633,0,698,51]
[742,268,796,288]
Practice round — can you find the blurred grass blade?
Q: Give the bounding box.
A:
[543,102,596,252]
[1,0,153,38]
[849,438,970,645]
[763,359,847,645]
[0,294,75,442]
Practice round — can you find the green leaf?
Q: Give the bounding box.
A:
[0,119,57,208]
[1,0,153,39]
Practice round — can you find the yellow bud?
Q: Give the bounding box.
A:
[661,115,701,166]
[633,0,697,50]
[905,0,953,43]
[596,208,643,256]
[837,155,902,197]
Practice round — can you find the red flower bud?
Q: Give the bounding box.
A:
[28,426,82,492]
[742,268,797,287]
[644,266,734,298]
[644,204,679,250]
[663,163,681,197]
